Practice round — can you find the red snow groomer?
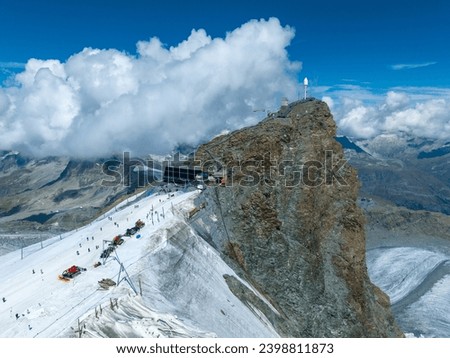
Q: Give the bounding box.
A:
[112,235,124,246]
[58,265,87,281]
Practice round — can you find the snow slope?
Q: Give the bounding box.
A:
[0,189,278,338]
[367,246,450,337]
[367,247,448,304]
[397,274,450,337]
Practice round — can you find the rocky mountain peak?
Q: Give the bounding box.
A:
[192,99,403,337]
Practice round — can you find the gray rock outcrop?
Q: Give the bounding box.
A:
[191,99,403,337]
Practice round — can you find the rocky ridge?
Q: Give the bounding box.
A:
[191,99,403,337]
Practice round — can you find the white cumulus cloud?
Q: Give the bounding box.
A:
[0,18,301,157]
[321,86,450,140]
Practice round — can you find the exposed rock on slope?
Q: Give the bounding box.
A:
[192,99,403,337]
[343,135,450,216]
[361,197,450,249]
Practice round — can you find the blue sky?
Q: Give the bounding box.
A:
[1,0,448,89]
[0,0,449,155]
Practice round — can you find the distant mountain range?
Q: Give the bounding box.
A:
[335,135,367,154]
[336,134,450,215]
[417,143,450,159]
[0,151,161,253]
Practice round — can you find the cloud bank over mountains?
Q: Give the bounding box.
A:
[322,87,450,140]
[0,18,300,157]
[1,16,449,157]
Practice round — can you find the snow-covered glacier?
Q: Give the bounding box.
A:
[367,246,450,337]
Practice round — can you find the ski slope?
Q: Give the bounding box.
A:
[0,188,278,338]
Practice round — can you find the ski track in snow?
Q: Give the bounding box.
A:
[0,189,278,338]
[0,190,195,337]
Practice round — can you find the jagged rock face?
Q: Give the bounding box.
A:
[194,100,403,337]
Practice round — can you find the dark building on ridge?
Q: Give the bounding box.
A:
[163,165,204,184]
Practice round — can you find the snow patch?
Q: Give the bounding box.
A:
[79,295,216,338]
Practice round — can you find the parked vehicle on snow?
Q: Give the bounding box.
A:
[135,219,145,229]
[112,235,124,246]
[58,265,86,281]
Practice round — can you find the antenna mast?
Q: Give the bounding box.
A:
[303,77,309,100]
